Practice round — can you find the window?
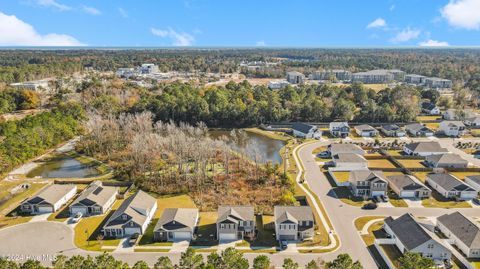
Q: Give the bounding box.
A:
[220,224,225,229]
[427,244,434,249]
[122,214,128,220]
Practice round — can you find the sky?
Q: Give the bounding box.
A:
[0,0,479,47]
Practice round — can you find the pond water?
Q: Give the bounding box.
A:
[209,129,286,164]
[26,154,101,178]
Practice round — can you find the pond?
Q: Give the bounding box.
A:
[209,129,286,164]
[26,154,101,178]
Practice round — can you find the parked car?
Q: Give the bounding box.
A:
[71,212,83,223]
[362,203,378,210]
[372,196,381,203]
[129,233,140,246]
[381,195,389,202]
[318,151,330,158]
[280,240,288,250]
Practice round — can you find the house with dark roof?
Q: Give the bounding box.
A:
[328,143,365,156]
[286,71,305,84]
[384,213,451,262]
[439,121,466,137]
[329,122,350,138]
[380,124,406,137]
[465,176,480,192]
[465,116,480,127]
[426,173,477,200]
[354,124,378,137]
[216,206,255,241]
[386,175,431,199]
[102,190,157,238]
[274,206,314,241]
[437,212,480,258]
[291,122,321,139]
[421,102,440,115]
[405,123,434,137]
[70,181,118,216]
[332,153,368,170]
[403,141,448,156]
[349,170,388,198]
[425,153,468,168]
[21,184,77,214]
[153,208,199,242]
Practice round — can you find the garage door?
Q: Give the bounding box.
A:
[371,191,385,197]
[279,235,296,241]
[37,205,53,214]
[401,191,415,198]
[174,232,191,240]
[219,233,236,241]
[124,227,141,236]
[70,207,88,215]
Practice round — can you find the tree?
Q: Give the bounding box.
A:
[205,252,222,269]
[19,260,46,269]
[132,261,149,269]
[398,252,434,269]
[306,260,320,269]
[0,257,19,269]
[95,253,126,269]
[154,257,174,269]
[220,247,249,269]
[282,258,299,269]
[179,247,203,269]
[253,255,271,269]
[326,254,363,269]
[18,90,40,110]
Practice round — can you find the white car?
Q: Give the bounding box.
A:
[72,212,83,223]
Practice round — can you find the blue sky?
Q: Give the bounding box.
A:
[0,0,479,47]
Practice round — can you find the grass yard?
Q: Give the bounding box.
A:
[300,183,333,247]
[244,128,291,142]
[237,215,277,248]
[0,216,33,229]
[385,150,403,156]
[0,182,47,215]
[361,220,385,246]
[416,115,441,121]
[333,187,367,207]
[450,172,480,180]
[383,171,405,177]
[413,172,429,183]
[354,216,385,231]
[422,189,471,208]
[424,122,439,130]
[387,190,408,207]
[364,84,389,92]
[367,159,396,169]
[365,152,383,157]
[191,211,217,246]
[397,159,426,168]
[331,171,350,183]
[134,248,169,253]
[381,244,403,268]
[139,194,197,246]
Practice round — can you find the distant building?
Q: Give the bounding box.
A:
[425,77,452,89]
[405,74,426,85]
[116,68,137,78]
[268,80,290,89]
[139,63,159,74]
[329,122,350,138]
[354,124,378,137]
[403,141,448,156]
[351,70,395,84]
[310,70,351,81]
[425,153,468,168]
[380,124,406,137]
[286,71,305,84]
[421,102,440,115]
[405,123,435,137]
[291,122,321,139]
[388,69,406,81]
[10,80,51,93]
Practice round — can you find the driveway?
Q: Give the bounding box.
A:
[29,214,51,222]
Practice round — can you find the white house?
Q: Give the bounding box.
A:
[329,122,350,138]
[268,80,290,89]
[286,71,305,84]
[439,121,466,137]
[21,184,77,214]
[69,181,118,216]
[424,153,468,168]
[386,175,431,199]
[421,102,441,115]
[332,153,368,170]
[405,123,434,137]
[274,206,314,241]
[437,212,480,258]
[354,124,378,137]
[426,173,477,200]
[328,143,365,156]
[465,176,480,192]
[291,122,321,139]
[403,142,448,156]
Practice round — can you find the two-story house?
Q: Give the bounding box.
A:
[439,121,466,137]
[274,206,314,241]
[348,170,388,198]
[216,206,255,241]
[329,122,350,138]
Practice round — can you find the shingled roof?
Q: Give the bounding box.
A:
[438,212,480,249]
[384,213,432,250]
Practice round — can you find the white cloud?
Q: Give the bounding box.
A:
[367,18,387,29]
[151,27,195,46]
[118,7,128,18]
[37,0,71,11]
[390,4,395,11]
[0,11,84,46]
[441,0,480,30]
[256,40,266,47]
[390,28,421,42]
[82,6,101,15]
[419,39,450,47]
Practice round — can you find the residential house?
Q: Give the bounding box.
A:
[426,173,477,200]
[465,116,480,127]
[286,71,305,84]
[329,122,350,138]
[274,206,314,241]
[332,153,368,170]
[21,184,77,214]
[424,153,468,168]
[69,181,118,216]
[292,122,321,139]
[216,206,255,241]
[465,176,480,191]
[380,124,406,137]
[268,80,290,90]
[354,124,378,137]
[403,142,448,156]
[405,74,426,85]
[384,213,451,262]
[439,121,466,137]
[153,208,199,242]
[102,190,157,238]
[328,143,365,156]
[349,170,388,198]
[443,109,458,120]
[139,63,159,74]
[421,102,441,115]
[405,123,434,137]
[116,68,137,78]
[425,77,453,89]
[386,175,431,199]
[437,212,480,258]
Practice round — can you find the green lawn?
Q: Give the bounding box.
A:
[386,150,403,156]
[301,183,333,246]
[0,216,33,229]
[237,215,277,248]
[416,115,441,121]
[361,220,385,246]
[0,182,47,215]
[244,128,291,141]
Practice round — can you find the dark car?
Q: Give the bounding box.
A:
[129,233,140,246]
[362,203,378,210]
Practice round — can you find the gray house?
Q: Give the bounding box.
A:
[102,190,157,238]
[405,123,434,137]
[349,170,388,198]
[403,142,448,156]
[328,143,365,156]
[70,181,118,216]
[216,206,255,241]
[465,176,480,191]
[291,122,321,139]
[153,208,199,242]
[384,213,451,262]
[286,71,305,84]
[329,122,350,138]
[380,124,406,137]
[354,124,378,137]
[426,173,477,200]
[437,212,480,258]
[386,175,431,199]
[274,206,314,241]
[21,184,77,214]
[424,153,468,168]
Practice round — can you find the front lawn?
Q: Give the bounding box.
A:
[367,159,396,168]
[333,187,367,207]
[386,150,403,156]
[191,211,217,246]
[413,172,429,182]
[0,182,47,215]
[416,115,441,121]
[354,216,385,231]
[361,220,385,246]
[396,159,426,168]
[387,190,409,207]
[0,216,33,229]
[422,189,471,208]
[238,215,277,248]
